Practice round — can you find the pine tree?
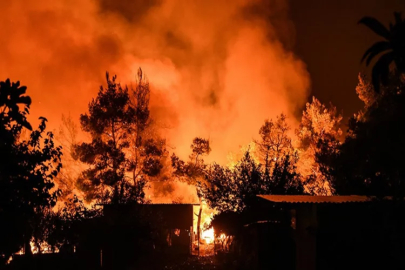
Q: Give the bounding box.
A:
[296,97,342,195]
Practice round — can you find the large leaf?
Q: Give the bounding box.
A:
[0,79,11,106]
[15,96,31,107]
[371,52,395,93]
[359,17,391,39]
[10,86,27,99]
[361,41,391,65]
[394,12,403,25]
[21,120,32,131]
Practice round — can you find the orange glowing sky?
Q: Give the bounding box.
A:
[0,0,310,163]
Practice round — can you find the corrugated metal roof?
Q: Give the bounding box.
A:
[257,195,372,204]
[145,203,200,205]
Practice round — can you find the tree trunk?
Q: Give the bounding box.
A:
[197,206,202,256]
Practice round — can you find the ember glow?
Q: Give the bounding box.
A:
[29,241,58,255]
[16,240,59,256]
[201,228,215,244]
[200,203,216,245]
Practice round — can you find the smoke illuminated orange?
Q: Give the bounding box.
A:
[0,0,309,164]
[0,0,311,215]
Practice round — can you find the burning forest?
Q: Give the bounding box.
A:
[1,0,405,269]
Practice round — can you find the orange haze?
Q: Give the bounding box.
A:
[0,0,310,165]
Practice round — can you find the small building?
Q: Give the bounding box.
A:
[246,195,405,270]
[103,203,196,252]
[99,203,198,269]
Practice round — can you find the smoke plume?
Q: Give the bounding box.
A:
[1,0,310,201]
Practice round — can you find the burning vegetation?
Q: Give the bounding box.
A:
[0,66,343,263]
[0,56,388,267]
[0,67,344,261]
[1,1,405,269]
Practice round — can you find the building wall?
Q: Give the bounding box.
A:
[294,204,317,270]
[100,203,195,268]
[294,202,405,270]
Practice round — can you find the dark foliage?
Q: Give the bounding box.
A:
[200,150,303,214]
[320,76,405,197]
[73,72,146,204]
[74,70,166,204]
[255,114,293,174]
[127,68,167,184]
[0,79,62,264]
[359,12,405,92]
[171,137,211,186]
[73,72,136,203]
[211,211,245,237]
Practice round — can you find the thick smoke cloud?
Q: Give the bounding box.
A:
[1,1,310,191]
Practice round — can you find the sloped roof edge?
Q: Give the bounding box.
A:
[257,195,372,204]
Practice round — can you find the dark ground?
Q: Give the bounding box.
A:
[132,254,238,270]
[5,253,239,270]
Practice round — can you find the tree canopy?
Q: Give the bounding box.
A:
[359,12,405,92]
[322,75,405,198]
[296,97,342,195]
[0,79,62,263]
[74,69,167,204]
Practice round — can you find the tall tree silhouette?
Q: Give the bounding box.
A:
[0,79,62,264]
[74,70,166,204]
[74,72,138,204]
[255,114,294,175]
[127,69,167,190]
[359,12,405,92]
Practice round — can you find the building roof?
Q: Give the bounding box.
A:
[257,195,372,204]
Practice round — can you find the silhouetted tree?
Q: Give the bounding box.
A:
[322,74,405,197]
[0,79,62,264]
[255,114,294,175]
[359,12,405,92]
[171,137,211,186]
[200,149,302,252]
[211,211,244,237]
[127,68,167,188]
[201,150,303,214]
[46,195,101,253]
[73,72,137,204]
[171,137,210,244]
[316,75,405,269]
[269,154,303,195]
[74,70,166,204]
[201,151,262,213]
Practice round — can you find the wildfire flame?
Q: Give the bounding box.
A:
[201,227,215,244]
[1,0,313,257]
